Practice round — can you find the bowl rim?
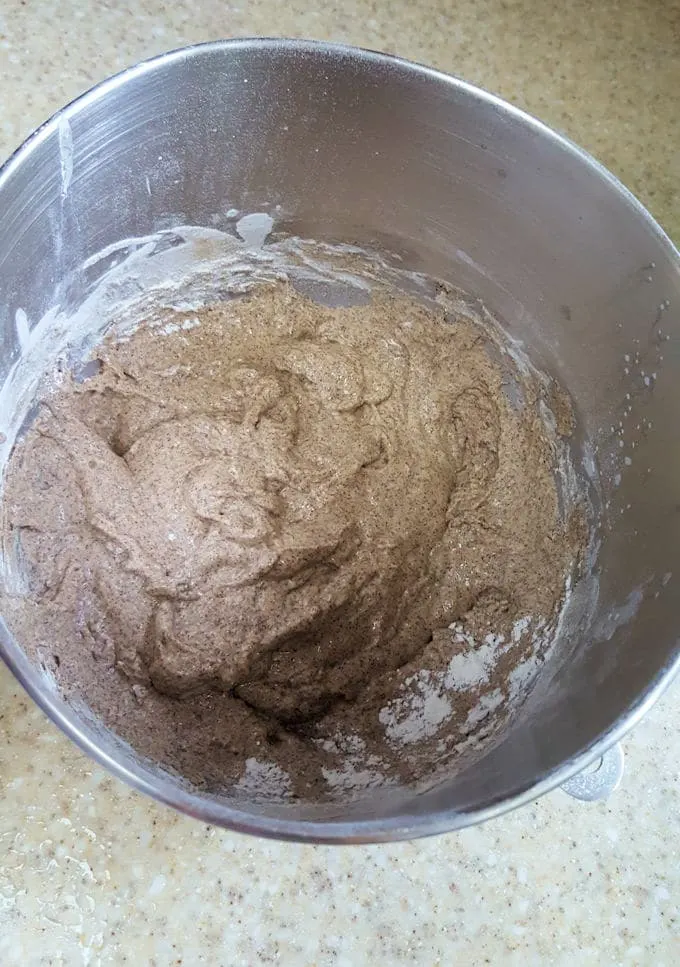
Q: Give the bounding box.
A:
[1,36,679,844]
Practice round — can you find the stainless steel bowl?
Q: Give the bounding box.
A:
[1,39,678,843]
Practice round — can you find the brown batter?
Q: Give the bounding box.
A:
[1,283,583,798]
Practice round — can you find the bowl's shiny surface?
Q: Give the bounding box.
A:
[0,39,678,842]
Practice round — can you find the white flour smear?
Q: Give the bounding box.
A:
[319,733,397,792]
[378,606,570,752]
[235,758,293,802]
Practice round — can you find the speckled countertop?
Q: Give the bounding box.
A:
[0,1,679,965]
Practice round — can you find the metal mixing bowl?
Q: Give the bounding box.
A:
[0,39,678,843]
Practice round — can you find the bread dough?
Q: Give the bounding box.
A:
[1,283,583,796]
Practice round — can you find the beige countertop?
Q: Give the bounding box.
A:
[0,1,679,964]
